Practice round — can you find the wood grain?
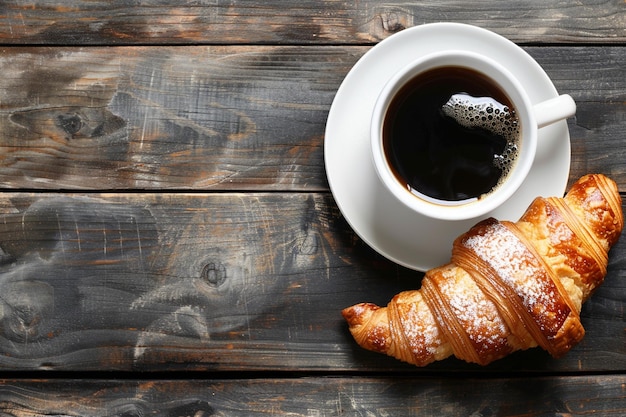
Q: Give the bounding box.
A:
[0,376,624,415]
[0,1,624,45]
[0,0,624,414]
[0,192,623,372]
[0,46,624,191]
[0,46,354,190]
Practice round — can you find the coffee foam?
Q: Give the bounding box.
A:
[441,93,520,189]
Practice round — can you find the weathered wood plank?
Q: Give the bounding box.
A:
[0,46,624,191]
[0,376,625,415]
[0,45,355,190]
[0,192,623,372]
[533,47,626,188]
[0,1,624,45]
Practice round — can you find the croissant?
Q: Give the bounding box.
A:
[342,174,623,366]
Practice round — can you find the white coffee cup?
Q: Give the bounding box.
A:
[371,50,576,221]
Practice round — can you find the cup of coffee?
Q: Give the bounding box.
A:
[371,50,576,221]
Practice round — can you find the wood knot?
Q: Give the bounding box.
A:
[201,262,227,287]
[368,9,411,40]
[379,12,406,33]
[57,114,83,136]
[54,109,127,139]
[2,281,54,342]
[295,230,319,256]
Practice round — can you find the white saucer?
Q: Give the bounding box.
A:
[324,22,571,272]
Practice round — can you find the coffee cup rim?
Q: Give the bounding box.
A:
[370,50,537,221]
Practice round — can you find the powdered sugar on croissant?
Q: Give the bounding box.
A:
[342,174,623,366]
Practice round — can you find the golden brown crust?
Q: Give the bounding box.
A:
[517,197,603,304]
[342,174,623,366]
[422,264,514,365]
[564,174,623,249]
[341,303,390,354]
[452,218,584,358]
[389,288,449,365]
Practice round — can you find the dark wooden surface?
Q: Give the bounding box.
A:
[0,1,624,415]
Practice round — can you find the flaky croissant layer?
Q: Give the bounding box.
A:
[342,174,623,366]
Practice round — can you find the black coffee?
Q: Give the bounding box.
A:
[383,66,520,203]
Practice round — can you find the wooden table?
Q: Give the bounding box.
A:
[0,1,624,415]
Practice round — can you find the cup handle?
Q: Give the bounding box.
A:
[533,94,576,129]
